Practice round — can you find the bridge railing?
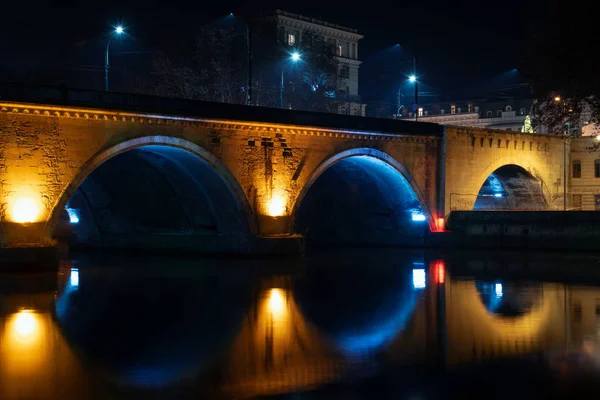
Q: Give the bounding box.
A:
[0,81,445,137]
[0,82,198,114]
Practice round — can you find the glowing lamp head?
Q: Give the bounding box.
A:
[266,193,286,217]
[115,26,124,35]
[291,52,300,62]
[11,197,39,223]
[554,96,561,102]
[409,75,417,83]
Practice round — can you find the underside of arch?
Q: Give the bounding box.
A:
[293,151,430,247]
[474,165,548,210]
[51,139,258,253]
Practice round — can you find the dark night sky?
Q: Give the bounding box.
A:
[1,0,557,103]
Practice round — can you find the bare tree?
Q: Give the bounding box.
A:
[149,54,208,100]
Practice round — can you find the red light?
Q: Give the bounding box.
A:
[432,260,445,284]
[436,217,445,232]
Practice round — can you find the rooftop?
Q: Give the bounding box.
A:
[270,9,361,35]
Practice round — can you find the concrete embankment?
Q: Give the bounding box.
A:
[433,211,600,251]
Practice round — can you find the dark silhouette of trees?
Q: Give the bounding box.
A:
[144,21,340,113]
[521,2,599,136]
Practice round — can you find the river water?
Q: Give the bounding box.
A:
[2,249,600,399]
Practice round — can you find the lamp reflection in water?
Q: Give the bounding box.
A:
[1,309,45,378]
[13,310,38,340]
[268,288,286,318]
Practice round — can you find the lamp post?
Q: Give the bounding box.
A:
[554,95,569,211]
[230,14,253,106]
[280,52,301,109]
[105,25,124,92]
[409,72,418,121]
[395,44,418,121]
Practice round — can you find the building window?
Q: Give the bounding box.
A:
[474,106,479,113]
[573,194,582,210]
[339,65,350,79]
[337,44,343,57]
[595,159,600,178]
[440,109,445,114]
[520,108,526,115]
[457,107,461,113]
[486,111,492,117]
[451,104,456,114]
[287,33,296,46]
[595,195,600,210]
[497,110,502,117]
[468,103,473,112]
[573,160,582,178]
[418,107,423,117]
[505,105,512,111]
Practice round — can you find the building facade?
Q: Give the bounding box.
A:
[397,98,533,131]
[261,10,366,116]
[568,134,600,211]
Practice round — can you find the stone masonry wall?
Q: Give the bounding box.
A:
[0,103,441,246]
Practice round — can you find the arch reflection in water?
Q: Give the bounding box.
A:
[54,256,255,388]
[476,281,543,317]
[295,251,425,356]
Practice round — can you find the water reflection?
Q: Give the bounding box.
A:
[1,250,600,398]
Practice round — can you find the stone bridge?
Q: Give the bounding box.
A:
[0,84,566,253]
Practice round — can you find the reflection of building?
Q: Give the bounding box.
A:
[259,10,366,116]
[397,97,533,131]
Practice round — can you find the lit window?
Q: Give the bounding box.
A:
[418,107,423,117]
[450,104,456,114]
[287,33,296,46]
[337,45,343,57]
[520,108,526,115]
[457,107,461,113]
[595,195,600,211]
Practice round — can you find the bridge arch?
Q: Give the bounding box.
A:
[472,157,553,211]
[291,148,434,246]
[47,136,258,245]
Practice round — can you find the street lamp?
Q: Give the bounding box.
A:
[229,14,253,106]
[554,95,569,211]
[280,52,301,109]
[395,44,419,121]
[105,25,125,91]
